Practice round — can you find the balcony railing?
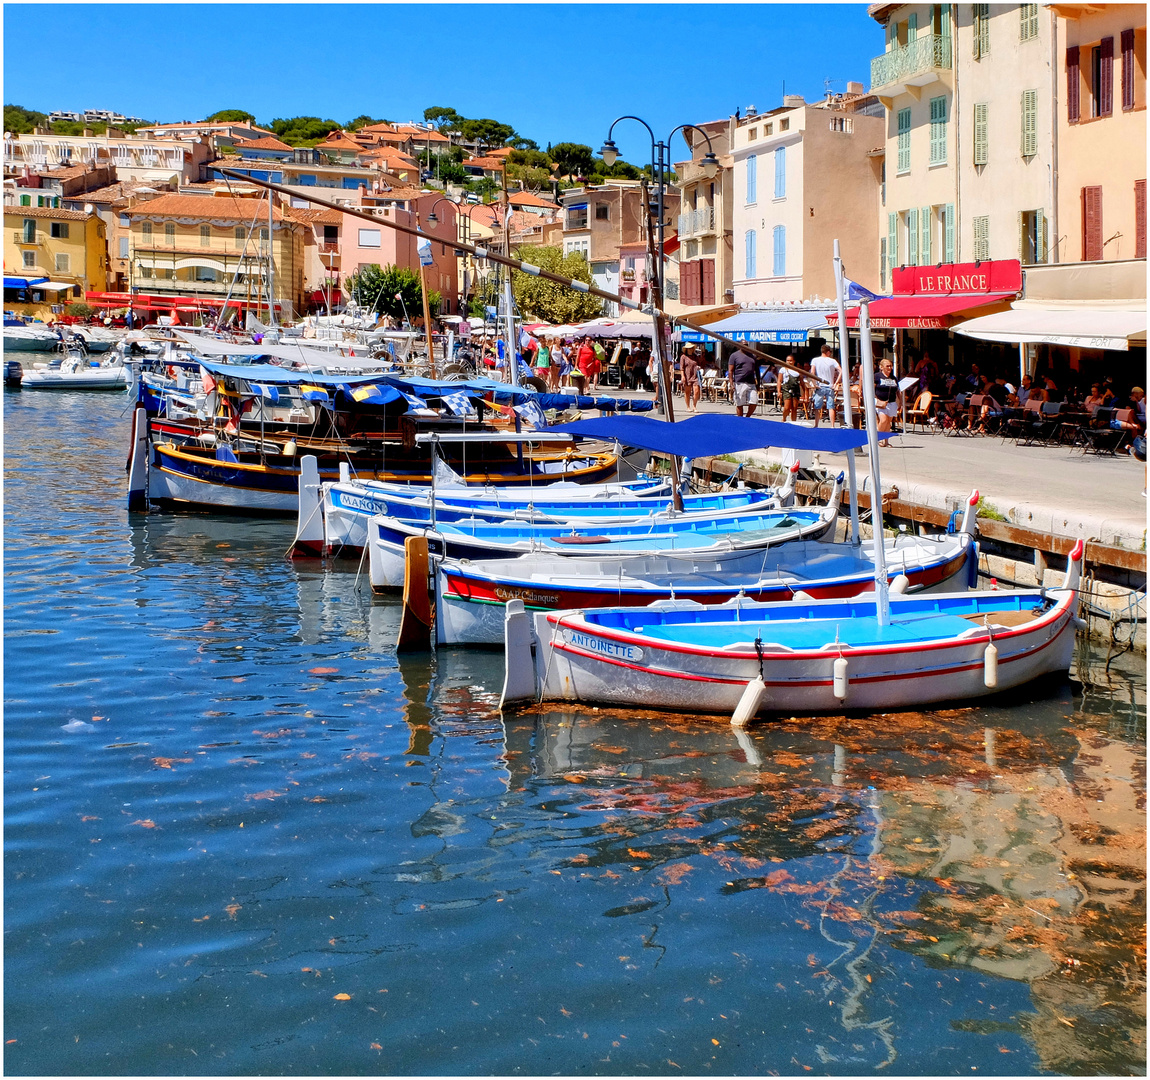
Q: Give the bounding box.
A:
[871,33,952,95]
[676,207,715,238]
[319,241,339,254]
[13,230,42,245]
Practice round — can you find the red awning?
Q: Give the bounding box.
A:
[826,293,1015,330]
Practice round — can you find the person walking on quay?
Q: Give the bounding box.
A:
[576,336,599,390]
[777,355,802,423]
[874,355,901,433]
[534,338,552,388]
[727,344,760,418]
[680,344,702,413]
[809,344,841,428]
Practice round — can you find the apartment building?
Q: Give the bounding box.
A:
[730,90,884,304]
[673,119,733,307]
[1054,4,1146,262]
[124,193,307,316]
[4,128,213,186]
[3,204,107,316]
[558,182,680,311]
[870,3,1057,280]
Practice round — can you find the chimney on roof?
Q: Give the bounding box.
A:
[783,95,805,109]
[846,81,865,96]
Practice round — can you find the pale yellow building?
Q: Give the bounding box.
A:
[1053,3,1146,262]
[870,2,1057,279]
[125,193,306,318]
[3,204,107,317]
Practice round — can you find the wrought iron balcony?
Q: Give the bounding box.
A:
[871,33,952,97]
[676,206,715,238]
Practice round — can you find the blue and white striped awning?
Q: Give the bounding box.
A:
[4,276,49,289]
[679,308,839,345]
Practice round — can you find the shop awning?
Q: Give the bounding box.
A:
[37,281,78,292]
[680,308,838,344]
[953,303,1147,352]
[4,276,48,289]
[826,293,1014,330]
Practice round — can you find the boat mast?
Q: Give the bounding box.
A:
[501,171,518,388]
[267,191,277,327]
[856,299,890,627]
[832,240,861,546]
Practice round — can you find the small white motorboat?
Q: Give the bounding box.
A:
[20,352,133,390]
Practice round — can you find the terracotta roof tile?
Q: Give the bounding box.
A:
[234,136,294,152]
[508,191,559,208]
[125,194,287,221]
[286,207,343,225]
[465,156,505,171]
[4,204,93,221]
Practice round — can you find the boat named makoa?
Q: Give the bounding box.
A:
[500,540,1084,721]
[434,490,978,646]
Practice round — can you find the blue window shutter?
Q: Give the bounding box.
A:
[745,229,757,277]
[772,225,786,276]
[746,155,756,202]
[774,146,786,198]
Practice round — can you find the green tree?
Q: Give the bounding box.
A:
[206,109,256,124]
[510,137,539,151]
[511,246,602,324]
[508,148,550,169]
[268,116,342,146]
[548,142,595,180]
[469,176,499,202]
[4,104,47,133]
[423,106,463,132]
[345,264,438,321]
[346,114,388,131]
[459,117,516,148]
[505,162,552,191]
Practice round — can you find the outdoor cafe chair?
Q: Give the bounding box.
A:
[907,390,934,433]
[1080,407,1136,455]
[1002,398,1043,443]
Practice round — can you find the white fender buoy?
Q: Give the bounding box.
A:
[833,656,849,700]
[890,574,910,594]
[984,641,998,688]
[731,677,765,727]
[283,438,298,457]
[793,590,814,602]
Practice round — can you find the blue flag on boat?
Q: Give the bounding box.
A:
[300,384,330,403]
[845,278,884,302]
[401,391,430,411]
[440,390,476,416]
[513,399,548,430]
[249,382,280,402]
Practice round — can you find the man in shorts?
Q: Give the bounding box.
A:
[809,344,842,428]
[727,345,760,417]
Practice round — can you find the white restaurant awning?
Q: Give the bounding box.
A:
[38,281,78,292]
[954,302,1146,352]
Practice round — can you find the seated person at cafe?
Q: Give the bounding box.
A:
[975,376,1010,433]
[1084,384,1107,412]
[1128,386,1146,431]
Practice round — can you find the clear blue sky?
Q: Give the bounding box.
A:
[4,4,879,166]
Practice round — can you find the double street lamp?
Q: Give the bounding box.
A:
[599,118,719,301]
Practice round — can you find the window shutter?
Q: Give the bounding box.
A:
[745,229,756,278]
[973,4,990,58]
[1100,36,1114,116]
[1136,179,1146,259]
[921,206,931,264]
[746,154,756,203]
[773,225,786,276]
[701,260,715,305]
[944,203,956,262]
[1039,212,1048,263]
[897,108,912,172]
[908,12,917,39]
[973,102,988,165]
[1067,46,1081,122]
[888,211,899,268]
[1082,185,1103,260]
[930,96,948,163]
[1121,29,1135,111]
[906,207,919,264]
[774,146,786,198]
[1018,211,1027,262]
[1021,89,1037,157]
[973,215,989,261]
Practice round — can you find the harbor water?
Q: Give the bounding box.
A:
[4,390,1145,1075]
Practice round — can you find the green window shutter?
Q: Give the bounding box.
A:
[19,194,30,206]
[888,212,899,268]
[973,3,990,58]
[1021,89,1037,157]
[908,12,917,39]
[907,208,919,264]
[929,96,948,164]
[880,236,888,289]
[944,203,956,261]
[921,206,932,264]
[973,102,989,165]
[1020,3,1038,41]
[1019,210,1027,262]
[973,215,989,261]
[1038,212,1048,263]
[897,108,912,173]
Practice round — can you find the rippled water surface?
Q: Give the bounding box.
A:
[5,391,1146,1075]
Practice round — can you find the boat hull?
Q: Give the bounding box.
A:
[435,534,976,646]
[20,367,130,390]
[523,586,1080,717]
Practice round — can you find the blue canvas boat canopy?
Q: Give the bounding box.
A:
[679,308,839,345]
[4,276,49,289]
[543,413,890,455]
